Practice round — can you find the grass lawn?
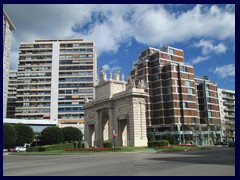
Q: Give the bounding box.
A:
[9,145,211,155]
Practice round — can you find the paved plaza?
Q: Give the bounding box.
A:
[3,147,235,176]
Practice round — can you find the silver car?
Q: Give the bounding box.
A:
[14,146,27,152]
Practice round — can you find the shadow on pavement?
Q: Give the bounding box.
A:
[148,148,235,166]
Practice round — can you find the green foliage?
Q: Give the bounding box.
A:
[78,141,82,148]
[26,143,74,152]
[41,126,64,145]
[147,132,156,141]
[103,140,112,148]
[62,127,83,142]
[13,123,34,145]
[3,123,17,148]
[148,140,169,147]
[162,134,177,145]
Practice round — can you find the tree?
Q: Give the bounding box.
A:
[3,123,17,148]
[62,127,83,142]
[41,126,64,145]
[13,124,34,145]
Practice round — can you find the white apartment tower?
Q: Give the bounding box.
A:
[7,70,18,118]
[3,10,16,118]
[15,39,97,126]
[218,88,235,141]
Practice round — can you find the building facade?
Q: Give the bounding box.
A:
[130,47,199,144]
[6,70,17,118]
[130,46,221,145]
[15,39,97,129]
[218,88,235,141]
[195,76,222,145]
[83,69,148,147]
[3,10,16,118]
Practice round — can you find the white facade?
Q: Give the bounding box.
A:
[83,69,148,147]
[218,88,235,141]
[15,39,97,127]
[6,70,17,118]
[3,10,16,118]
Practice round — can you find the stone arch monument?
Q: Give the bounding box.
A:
[83,69,148,147]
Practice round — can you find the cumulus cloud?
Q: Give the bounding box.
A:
[3,4,235,69]
[102,64,122,72]
[212,64,235,78]
[102,59,122,72]
[192,56,210,64]
[194,39,227,55]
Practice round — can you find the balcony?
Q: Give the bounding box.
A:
[223,101,235,106]
[223,95,235,100]
[224,108,235,112]
[225,114,235,119]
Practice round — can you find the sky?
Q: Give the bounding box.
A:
[3,4,235,90]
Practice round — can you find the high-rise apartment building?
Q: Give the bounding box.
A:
[6,70,17,118]
[15,39,97,126]
[195,76,222,144]
[218,88,235,141]
[3,9,16,118]
[130,46,199,143]
[130,46,222,145]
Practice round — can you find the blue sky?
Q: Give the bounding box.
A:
[4,4,235,90]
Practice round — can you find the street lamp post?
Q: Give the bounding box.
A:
[113,130,117,152]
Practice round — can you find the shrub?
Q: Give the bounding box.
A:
[27,143,74,152]
[147,132,156,142]
[41,126,64,145]
[103,140,112,148]
[148,140,169,148]
[78,141,82,148]
[62,127,83,142]
[3,123,17,148]
[13,123,34,146]
[162,134,177,145]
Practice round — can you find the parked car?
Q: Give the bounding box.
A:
[228,141,235,147]
[14,146,27,152]
[3,149,8,152]
[8,147,15,152]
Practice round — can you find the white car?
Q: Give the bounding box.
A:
[14,146,27,152]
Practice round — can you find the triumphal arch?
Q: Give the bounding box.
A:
[83,68,148,147]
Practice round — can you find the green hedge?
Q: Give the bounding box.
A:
[148,140,169,147]
[27,142,74,152]
[103,141,112,148]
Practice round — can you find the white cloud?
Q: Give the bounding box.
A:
[3,4,235,69]
[102,59,122,72]
[212,64,235,78]
[102,64,122,72]
[194,39,227,55]
[192,56,210,64]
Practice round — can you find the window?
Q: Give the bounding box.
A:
[180,66,187,72]
[208,104,212,110]
[167,87,172,93]
[183,102,188,108]
[207,97,211,103]
[169,49,175,55]
[191,118,195,123]
[188,88,193,95]
[208,111,212,117]
[185,81,191,87]
[187,95,192,101]
[206,91,210,97]
[173,65,176,71]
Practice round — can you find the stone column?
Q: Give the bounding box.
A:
[108,107,114,144]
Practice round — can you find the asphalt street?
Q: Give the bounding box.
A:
[3,147,235,176]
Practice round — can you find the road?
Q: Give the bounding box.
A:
[3,147,235,176]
